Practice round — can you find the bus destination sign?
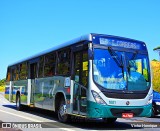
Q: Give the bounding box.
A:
[92,36,147,50]
[99,38,140,49]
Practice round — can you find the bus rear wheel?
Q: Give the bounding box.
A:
[16,94,23,111]
[58,99,70,123]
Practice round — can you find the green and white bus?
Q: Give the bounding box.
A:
[5,33,152,123]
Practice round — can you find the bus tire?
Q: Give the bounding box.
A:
[16,94,23,111]
[58,99,70,123]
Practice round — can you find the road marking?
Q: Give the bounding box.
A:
[2,101,8,104]
[0,96,10,104]
[0,109,43,122]
[0,109,75,131]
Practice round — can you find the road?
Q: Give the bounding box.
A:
[0,92,159,131]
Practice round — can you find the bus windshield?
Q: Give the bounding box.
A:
[93,48,150,91]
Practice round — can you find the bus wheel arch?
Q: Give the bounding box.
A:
[55,92,70,122]
[55,92,65,113]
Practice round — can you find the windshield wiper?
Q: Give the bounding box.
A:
[108,47,123,68]
[108,47,125,79]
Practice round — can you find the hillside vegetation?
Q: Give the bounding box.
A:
[0,78,5,92]
[151,61,160,92]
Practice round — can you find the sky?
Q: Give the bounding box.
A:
[0,0,160,79]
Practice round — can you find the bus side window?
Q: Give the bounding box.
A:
[15,65,19,80]
[38,56,44,78]
[44,52,56,77]
[20,62,27,80]
[6,67,11,82]
[57,48,71,75]
[11,68,16,81]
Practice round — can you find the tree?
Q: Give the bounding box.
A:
[151,61,160,92]
[0,79,6,86]
[152,59,158,61]
[153,46,160,51]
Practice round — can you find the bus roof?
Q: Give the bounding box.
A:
[9,33,92,67]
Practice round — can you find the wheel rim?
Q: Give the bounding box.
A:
[16,97,20,109]
[59,104,66,117]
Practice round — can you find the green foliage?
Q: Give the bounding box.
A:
[0,79,5,92]
[151,61,160,93]
[152,59,158,61]
[0,79,6,85]
[0,78,6,86]
[153,46,160,51]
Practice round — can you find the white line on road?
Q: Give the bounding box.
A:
[0,109,43,122]
[0,109,75,131]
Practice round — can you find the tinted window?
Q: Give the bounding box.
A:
[44,52,56,77]
[6,68,11,82]
[38,56,44,78]
[15,65,19,80]
[57,49,71,75]
[10,65,19,81]
[20,62,27,80]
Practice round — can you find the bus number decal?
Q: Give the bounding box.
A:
[109,100,116,105]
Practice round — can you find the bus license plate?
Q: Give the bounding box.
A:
[122,113,133,118]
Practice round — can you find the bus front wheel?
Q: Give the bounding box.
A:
[58,99,70,123]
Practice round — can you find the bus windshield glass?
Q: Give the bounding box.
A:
[126,52,150,91]
[93,48,150,91]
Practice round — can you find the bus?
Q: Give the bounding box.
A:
[5,33,152,123]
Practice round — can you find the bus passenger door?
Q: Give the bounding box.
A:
[72,50,88,115]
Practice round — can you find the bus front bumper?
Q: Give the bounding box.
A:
[87,101,152,118]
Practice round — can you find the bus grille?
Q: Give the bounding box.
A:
[102,92,147,99]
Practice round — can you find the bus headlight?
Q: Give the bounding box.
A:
[91,90,106,105]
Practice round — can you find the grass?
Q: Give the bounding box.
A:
[0,85,5,92]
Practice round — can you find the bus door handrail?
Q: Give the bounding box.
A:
[73,81,87,90]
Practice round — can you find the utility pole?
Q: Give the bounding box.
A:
[153,46,160,61]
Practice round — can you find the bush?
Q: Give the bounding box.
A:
[151,61,160,92]
[0,86,5,92]
[0,78,6,86]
